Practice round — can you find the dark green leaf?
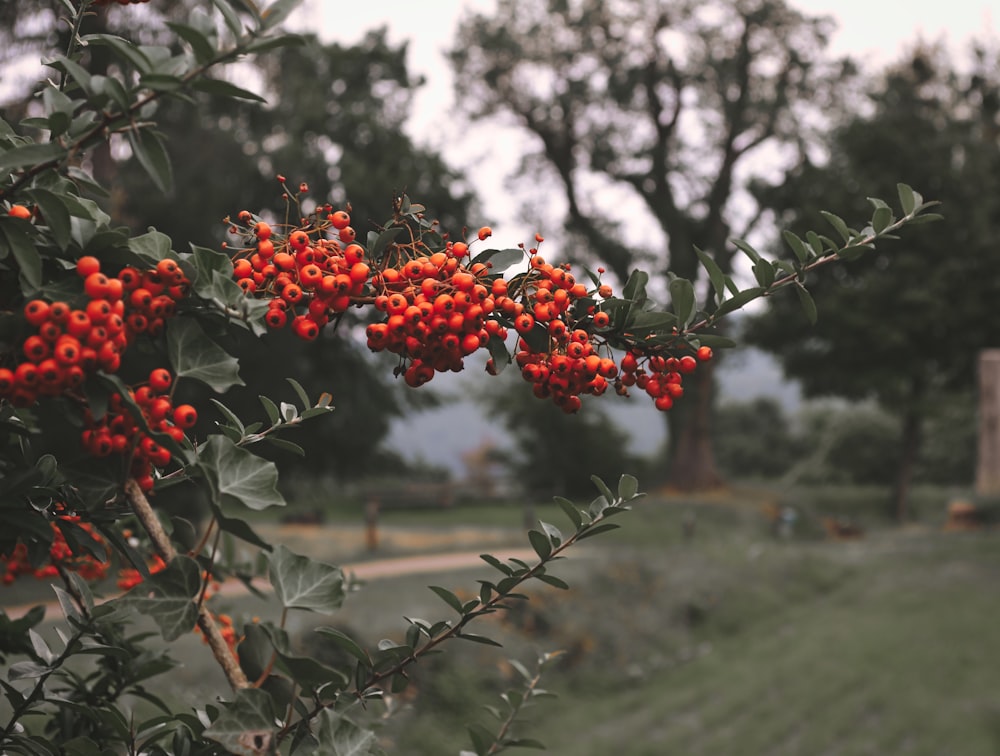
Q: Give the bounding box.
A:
[752,259,776,288]
[314,626,370,664]
[897,183,919,215]
[25,188,72,250]
[203,688,276,756]
[782,230,811,264]
[192,78,267,103]
[819,210,853,242]
[617,474,639,501]
[695,246,726,303]
[577,522,620,540]
[553,496,582,529]
[471,247,524,272]
[265,437,305,456]
[527,529,551,559]
[487,334,511,374]
[732,238,762,263]
[871,206,893,234]
[313,709,382,756]
[117,556,201,641]
[258,395,280,425]
[268,544,345,613]
[166,22,216,64]
[128,129,173,194]
[167,318,244,393]
[200,435,285,510]
[457,632,503,647]
[0,220,42,293]
[795,285,817,326]
[80,34,152,72]
[669,277,696,327]
[535,573,569,590]
[428,585,466,614]
[713,286,766,318]
[0,142,64,175]
[621,269,648,303]
[590,475,615,504]
[480,553,513,576]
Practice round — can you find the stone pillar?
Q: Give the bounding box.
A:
[976,350,1000,496]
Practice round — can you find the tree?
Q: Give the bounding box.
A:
[449,0,850,489]
[744,44,1000,519]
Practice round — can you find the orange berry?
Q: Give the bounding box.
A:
[477,226,492,241]
[8,204,32,220]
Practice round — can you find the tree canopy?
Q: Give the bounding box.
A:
[744,44,1000,516]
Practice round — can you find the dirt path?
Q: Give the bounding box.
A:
[1,547,540,621]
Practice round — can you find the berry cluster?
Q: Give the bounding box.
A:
[230,207,363,341]
[81,368,197,491]
[0,256,188,408]
[1,515,109,585]
[616,347,713,410]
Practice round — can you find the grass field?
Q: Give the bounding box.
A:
[5,484,998,755]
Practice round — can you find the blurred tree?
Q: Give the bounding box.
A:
[450,0,850,489]
[483,375,637,500]
[712,397,803,479]
[745,44,1000,518]
[0,4,476,482]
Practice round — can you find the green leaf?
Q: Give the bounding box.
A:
[167,318,244,392]
[527,529,551,559]
[896,183,920,216]
[576,522,620,540]
[25,188,72,250]
[209,398,246,434]
[0,220,42,293]
[118,556,201,641]
[43,54,93,94]
[313,709,382,756]
[695,246,726,303]
[795,284,818,326]
[471,247,524,272]
[192,78,267,103]
[554,496,582,529]
[668,277,696,327]
[166,22,216,64]
[200,435,285,510]
[713,286,766,318]
[590,475,615,505]
[268,544,345,613]
[871,206,893,234]
[203,688,277,756]
[260,0,305,29]
[258,395,280,425]
[621,269,648,303]
[128,128,173,194]
[486,334,511,374]
[314,626,369,664]
[819,211,853,243]
[80,34,152,72]
[781,230,811,264]
[535,573,569,590]
[752,259,776,288]
[429,585,465,615]
[0,141,64,175]
[213,0,245,37]
[130,228,175,264]
[457,632,503,647]
[617,474,639,501]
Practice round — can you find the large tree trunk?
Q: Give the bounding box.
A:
[890,398,924,522]
[666,360,723,490]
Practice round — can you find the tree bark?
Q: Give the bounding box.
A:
[666,360,723,490]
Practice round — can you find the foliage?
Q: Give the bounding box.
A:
[744,44,1000,516]
[0,1,934,753]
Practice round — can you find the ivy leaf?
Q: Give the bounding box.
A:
[203,688,277,756]
[199,435,285,511]
[117,556,200,641]
[167,318,244,392]
[267,544,345,613]
[313,709,383,756]
[129,228,175,264]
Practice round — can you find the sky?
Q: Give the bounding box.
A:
[283,0,996,474]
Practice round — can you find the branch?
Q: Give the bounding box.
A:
[124,478,250,691]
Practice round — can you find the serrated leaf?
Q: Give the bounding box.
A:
[117,556,201,641]
[203,688,276,756]
[168,318,244,392]
[268,544,345,613]
[199,434,285,510]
